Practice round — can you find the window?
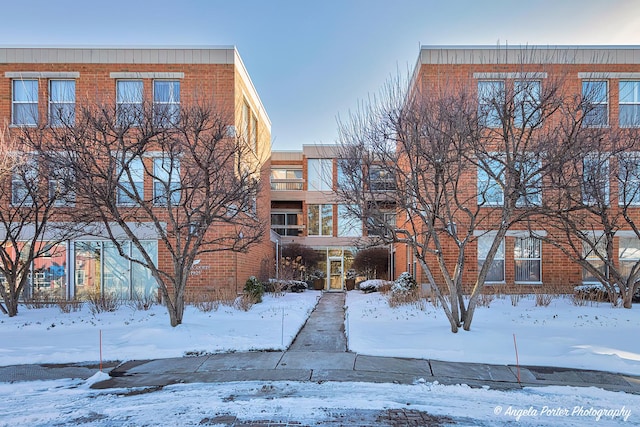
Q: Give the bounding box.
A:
[619,81,640,127]
[514,237,541,283]
[582,154,609,205]
[270,169,303,190]
[153,157,180,205]
[12,155,38,206]
[117,157,144,205]
[582,238,608,283]
[49,165,75,206]
[366,210,396,237]
[514,80,541,126]
[308,204,333,236]
[477,157,504,206]
[619,237,640,281]
[338,205,362,237]
[582,80,608,127]
[251,114,258,153]
[308,158,333,191]
[116,80,143,126]
[369,165,395,191]
[271,212,301,236]
[478,80,505,128]
[515,156,542,207]
[618,153,640,205]
[12,79,38,125]
[338,159,362,191]
[477,235,505,282]
[241,101,258,151]
[153,81,179,126]
[49,80,75,126]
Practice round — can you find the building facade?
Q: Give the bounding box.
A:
[0,47,272,301]
[395,45,640,295]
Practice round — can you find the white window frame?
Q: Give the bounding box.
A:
[49,79,76,127]
[11,154,38,206]
[477,235,505,283]
[582,154,610,206]
[582,80,609,127]
[619,237,640,282]
[478,80,505,128]
[337,205,362,237]
[153,80,180,126]
[582,237,608,284]
[153,157,180,206]
[477,155,504,206]
[12,79,38,126]
[117,156,145,205]
[116,80,143,126]
[514,80,541,126]
[514,236,542,284]
[619,80,640,128]
[618,153,640,206]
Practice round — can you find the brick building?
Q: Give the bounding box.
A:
[0,47,273,301]
[392,45,640,295]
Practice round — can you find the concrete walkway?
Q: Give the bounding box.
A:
[1,291,639,396]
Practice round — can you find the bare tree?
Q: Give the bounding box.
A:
[539,122,640,308]
[337,57,589,332]
[0,125,77,316]
[26,98,265,326]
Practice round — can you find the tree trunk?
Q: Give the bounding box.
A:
[622,291,633,309]
[6,297,18,317]
[463,295,478,331]
[167,292,185,327]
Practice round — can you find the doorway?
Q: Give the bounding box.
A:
[329,257,343,290]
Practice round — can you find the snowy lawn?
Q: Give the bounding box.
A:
[346,291,640,376]
[0,291,321,366]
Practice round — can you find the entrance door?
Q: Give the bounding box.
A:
[329,258,343,290]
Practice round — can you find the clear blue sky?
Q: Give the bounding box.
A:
[2,0,640,150]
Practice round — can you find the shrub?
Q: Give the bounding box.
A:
[243,276,264,304]
[391,272,418,294]
[87,290,121,315]
[352,247,389,280]
[57,299,82,313]
[358,279,392,293]
[185,288,236,312]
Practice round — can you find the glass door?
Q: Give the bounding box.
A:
[329,257,343,290]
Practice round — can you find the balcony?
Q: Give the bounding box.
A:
[270,179,304,191]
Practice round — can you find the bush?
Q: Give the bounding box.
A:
[391,272,418,294]
[87,291,121,315]
[358,279,392,293]
[265,279,307,294]
[243,276,264,304]
[352,247,389,280]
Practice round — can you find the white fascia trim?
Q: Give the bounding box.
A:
[473,230,547,237]
[109,72,184,79]
[578,72,640,79]
[473,72,548,79]
[5,71,80,78]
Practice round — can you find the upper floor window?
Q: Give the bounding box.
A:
[153,81,180,126]
[49,164,76,206]
[271,212,301,236]
[477,157,504,206]
[241,101,259,152]
[619,81,640,127]
[308,204,332,236]
[12,155,38,206]
[308,158,333,191]
[477,154,541,207]
[582,80,608,127]
[478,80,505,128]
[618,153,640,206]
[116,80,143,126]
[117,156,144,205]
[12,79,38,126]
[49,80,76,126]
[582,154,609,206]
[153,157,181,206]
[514,80,541,126]
[270,169,303,190]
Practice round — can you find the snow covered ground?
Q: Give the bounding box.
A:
[0,289,639,426]
[346,291,640,376]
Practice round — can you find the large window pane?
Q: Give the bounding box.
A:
[153,80,180,126]
[308,204,332,236]
[131,241,158,299]
[103,242,130,299]
[338,205,362,237]
[582,238,608,283]
[477,157,504,205]
[618,154,640,205]
[477,235,505,282]
[31,243,67,300]
[74,242,101,300]
[12,80,38,125]
[118,157,144,205]
[153,157,180,205]
[514,237,541,283]
[49,80,75,126]
[582,155,609,205]
[308,159,333,191]
[582,81,608,127]
[117,80,143,126]
[514,80,541,126]
[478,80,504,128]
[619,81,640,127]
